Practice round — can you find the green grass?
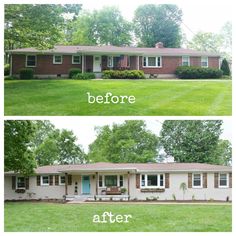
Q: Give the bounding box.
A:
[4,202,232,232]
[4,79,232,116]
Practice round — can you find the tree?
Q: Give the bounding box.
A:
[88,121,159,163]
[4,120,37,175]
[159,120,223,163]
[133,4,182,47]
[221,58,231,76]
[220,21,232,60]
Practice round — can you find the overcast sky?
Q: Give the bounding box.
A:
[50,118,232,153]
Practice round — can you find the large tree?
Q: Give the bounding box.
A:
[4,120,37,175]
[88,121,159,163]
[133,4,182,47]
[159,120,223,164]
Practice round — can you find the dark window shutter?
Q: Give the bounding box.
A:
[25,177,29,189]
[214,173,219,188]
[188,173,192,188]
[37,176,40,186]
[203,173,207,188]
[49,175,53,185]
[165,173,170,188]
[229,173,232,188]
[136,174,140,189]
[55,175,59,186]
[68,175,72,185]
[12,176,16,190]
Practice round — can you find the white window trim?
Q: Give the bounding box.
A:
[59,175,65,185]
[25,55,37,67]
[143,56,162,68]
[201,56,208,68]
[98,174,124,188]
[140,173,165,188]
[72,55,81,64]
[182,56,190,66]
[16,176,26,189]
[218,173,229,188]
[107,56,114,68]
[41,175,49,186]
[53,55,63,64]
[192,173,203,188]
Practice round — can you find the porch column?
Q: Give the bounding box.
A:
[65,173,68,195]
[95,172,98,195]
[81,54,84,73]
[127,172,130,196]
[137,56,140,70]
[10,54,13,76]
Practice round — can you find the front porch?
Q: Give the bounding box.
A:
[66,194,130,202]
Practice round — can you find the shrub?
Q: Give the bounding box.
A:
[220,58,231,75]
[4,64,10,76]
[175,66,223,79]
[73,72,95,80]
[69,68,82,78]
[19,68,34,80]
[102,70,145,79]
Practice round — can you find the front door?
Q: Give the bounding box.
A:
[93,56,101,72]
[82,176,90,194]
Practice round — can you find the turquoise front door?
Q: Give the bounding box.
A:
[82,176,90,194]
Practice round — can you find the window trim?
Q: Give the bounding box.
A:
[218,173,229,188]
[53,55,63,64]
[143,56,162,68]
[201,56,208,68]
[127,56,130,68]
[16,176,26,189]
[72,55,81,64]
[182,56,190,66]
[59,175,65,185]
[140,173,165,188]
[41,175,50,186]
[107,56,114,68]
[98,174,124,188]
[26,55,37,67]
[192,173,203,188]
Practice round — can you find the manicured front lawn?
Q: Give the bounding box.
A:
[4,202,231,232]
[4,79,231,116]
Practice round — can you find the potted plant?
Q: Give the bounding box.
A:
[121,188,127,194]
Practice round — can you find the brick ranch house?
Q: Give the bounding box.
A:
[5,162,231,201]
[8,42,221,78]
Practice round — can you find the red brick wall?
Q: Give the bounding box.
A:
[208,57,220,68]
[12,54,82,75]
[130,56,138,70]
[85,55,93,72]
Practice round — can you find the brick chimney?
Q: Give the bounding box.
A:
[155,42,164,48]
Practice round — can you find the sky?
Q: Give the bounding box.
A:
[50,118,232,153]
[77,0,232,40]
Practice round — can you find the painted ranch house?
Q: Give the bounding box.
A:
[5,162,231,202]
[9,42,220,78]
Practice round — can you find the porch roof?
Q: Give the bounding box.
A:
[8,45,220,57]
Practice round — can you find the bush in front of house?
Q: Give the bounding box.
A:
[19,68,34,80]
[73,72,96,80]
[220,58,231,76]
[4,64,10,76]
[102,70,145,79]
[69,68,82,79]
[175,66,223,79]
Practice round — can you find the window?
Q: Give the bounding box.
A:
[201,57,208,67]
[105,175,117,187]
[41,176,49,186]
[141,174,164,188]
[193,174,202,188]
[99,175,103,187]
[219,174,228,187]
[107,56,113,67]
[53,55,63,64]
[143,56,162,67]
[119,175,124,187]
[72,55,81,64]
[182,56,190,66]
[16,177,25,189]
[26,55,36,67]
[59,176,65,185]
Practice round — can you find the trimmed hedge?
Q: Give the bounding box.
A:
[102,70,145,79]
[175,66,223,79]
[220,58,230,76]
[4,64,10,76]
[73,72,96,80]
[69,68,82,78]
[19,68,34,80]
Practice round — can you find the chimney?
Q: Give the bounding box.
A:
[155,42,164,48]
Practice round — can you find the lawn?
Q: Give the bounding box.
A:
[4,202,232,232]
[4,79,232,116]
